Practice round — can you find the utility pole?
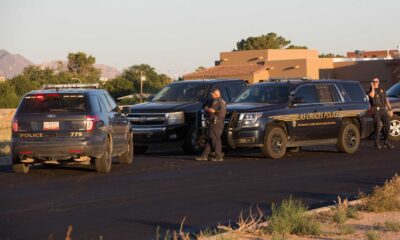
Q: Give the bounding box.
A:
[139,71,146,103]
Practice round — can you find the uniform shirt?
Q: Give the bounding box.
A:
[368,87,387,108]
[210,97,226,120]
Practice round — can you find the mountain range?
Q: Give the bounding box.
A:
[0,49,121,79]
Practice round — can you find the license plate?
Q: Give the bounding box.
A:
[43,122,59,130]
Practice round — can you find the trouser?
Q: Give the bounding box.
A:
[373,108,391,145]
[202,121,224,158]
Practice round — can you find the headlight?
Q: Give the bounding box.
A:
[239,112,262,128]
[166,112,185,125]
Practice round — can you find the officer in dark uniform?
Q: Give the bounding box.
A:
[195,88,226,161]
[368,77,394,149]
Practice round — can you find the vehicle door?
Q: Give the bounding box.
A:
[98,94,121,152]
[106,93,129,149]
[289,84,323,140]
[313,84,343,139]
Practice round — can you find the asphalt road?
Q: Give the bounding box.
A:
[1,140,400,240]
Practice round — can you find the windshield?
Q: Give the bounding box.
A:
[234,85,290,104]
[152,83,208,102]
[19,93,87,113]
[387,83,400,98]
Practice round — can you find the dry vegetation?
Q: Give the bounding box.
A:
[147,174,400,240]
[0,109,14,157]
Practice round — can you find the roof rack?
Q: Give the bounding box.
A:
[42,83,100,89]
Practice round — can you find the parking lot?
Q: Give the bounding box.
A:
[0,140,399,239]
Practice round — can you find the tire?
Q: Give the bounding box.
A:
[261,126,287,159]
[95,138,112,173]
[182,125,202,154]
[134,146,148,154]
[13,163,30,173]
[337,122,360,154]
[118,132,134,164]
[389,114,400,141]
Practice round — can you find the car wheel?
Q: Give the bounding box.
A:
[389,114,400,141]
[261,126,287,159]
[337,122,360,154]
[183,125,202,154]
[13,163,30,173]
[118,132,134,164]
[95,138,112,173]
[134,146,148,154]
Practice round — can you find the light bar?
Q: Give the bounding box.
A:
[42,83,100,89]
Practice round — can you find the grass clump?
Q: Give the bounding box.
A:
[332,197,360,224]
[384,220,400,232]
[338,224,355,235]
[361,174,400,212]
[267,197,321,238]
[365,230,380,240]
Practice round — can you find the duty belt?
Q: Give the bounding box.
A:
[373,106,383,111]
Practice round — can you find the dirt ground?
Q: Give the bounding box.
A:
[208,211,400,240]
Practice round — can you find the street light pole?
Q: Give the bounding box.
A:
[140,71,143,103]
[139,71,146,103]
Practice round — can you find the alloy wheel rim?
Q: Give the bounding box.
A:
[390,120,400,137]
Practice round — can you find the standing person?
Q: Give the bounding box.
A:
[195,88,226,161]
[368,77,394,149]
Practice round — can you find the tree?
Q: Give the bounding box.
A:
[104,76,134,99]
[67,52,100,82]
[120,64,171,94]
[236,32,307,51]
[0,81,20,108]
[286,45,308,49]
[196,66,206,72]
[319,53,345,58]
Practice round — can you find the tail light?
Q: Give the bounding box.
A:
[12,120,19,132]
[86,115,98,131]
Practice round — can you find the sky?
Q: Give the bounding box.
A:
[1,0,400,78]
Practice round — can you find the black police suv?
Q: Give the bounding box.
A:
[128,79,247,154]
[386,82,400,141]
[11,84,133,173]
[226,79,373,159]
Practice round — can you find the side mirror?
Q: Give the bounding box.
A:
[147,96,154,102]
[290,97,305,106]
[122,106,131,115]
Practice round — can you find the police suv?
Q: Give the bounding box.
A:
[11,84,133,173]
[226,79,373,158]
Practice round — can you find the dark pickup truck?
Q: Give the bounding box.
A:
[128,79,247,153]
[226,79,373,158]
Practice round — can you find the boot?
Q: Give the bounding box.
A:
[195,155,208,161]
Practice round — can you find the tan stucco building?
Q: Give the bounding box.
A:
[183,49,400,89]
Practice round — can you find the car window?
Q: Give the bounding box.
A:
[294,85,319,104]
[234,85,290,104]
[105,94,117,110]
[89,95,101,113]
[153,84,208,102]
[213,84,230,102]
[387,82,400,98]
[315,85,334,103]
[99,94,112,112]
[341,82,366,102]
[227,82,246,100]
[19,93,87,113]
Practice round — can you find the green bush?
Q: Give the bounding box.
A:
[267,197,321,238]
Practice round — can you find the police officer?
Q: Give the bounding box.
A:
[368,77,394,149]
[195,88,226,161]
